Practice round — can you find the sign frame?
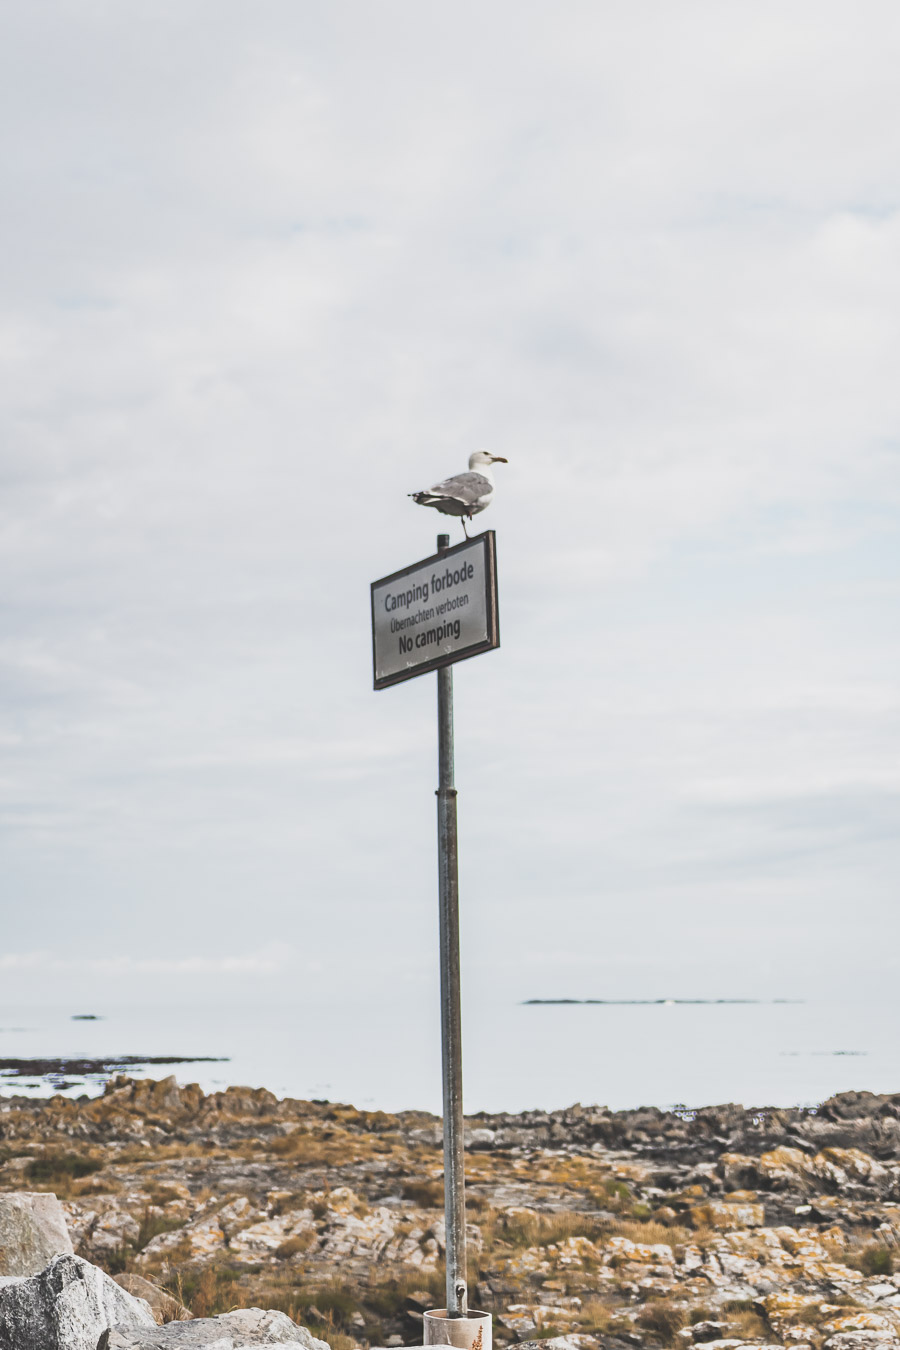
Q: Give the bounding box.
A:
[371,530,499,690]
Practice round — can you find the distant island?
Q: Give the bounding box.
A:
[523,997,803,1004]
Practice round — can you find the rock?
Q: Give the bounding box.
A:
[113,1275,192,1325]
[824,1314,899,1335]
[139,1212,225,1264]
[691,1201,766,1229]
[717,1154,760,1188]
[688,1322,730,1342]
[825,1337,900,1350]
[0,1253,155,1350]
[0,1191,75,1276]
[497,1308,538,1340]
[99,1307,329,1347]
[217,1196,255,1239]
[465,1128,496,1148]
[65,1198,142,1258]
[17,1080,900,1350]
[515,1338,602,1350]
[813,1149,889,1187]
[757,1147,813,1189]
[698,1342,781,1350]
[228,1208,315,1263]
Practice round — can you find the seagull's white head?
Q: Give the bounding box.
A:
[468,450,508,470]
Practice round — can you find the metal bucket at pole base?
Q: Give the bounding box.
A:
[423,1309,492,1350]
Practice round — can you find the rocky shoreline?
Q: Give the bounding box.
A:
[4,1079,900,1349]
[0,1057,228,1095]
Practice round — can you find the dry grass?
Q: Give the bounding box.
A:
[266,1127,401,1166]
[268,1190,310,1217]
[136,1207,186,1251]
[88,1207,190,1279]
[165,1263,436,1350]
[481,1208,604,1251]
[778,1298,859,1327]
[275,1233,316,1259]
[401,1178,444,1207]
[146,1184,187,1206]
[12,1086,882,1350]
[728,1309,771,1340]
[22,1152,104,1197]
[115,1140,211,1165]
[607,1219,692,1248]
[577,1298,612,1333]
[849,1243,894,1276]
[637,1301,688,1344]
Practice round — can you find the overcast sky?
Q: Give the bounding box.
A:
[1,1,898,1011]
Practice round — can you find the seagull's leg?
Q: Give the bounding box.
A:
[462,516,470,539]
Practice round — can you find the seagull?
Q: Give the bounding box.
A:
[409,451,508,537]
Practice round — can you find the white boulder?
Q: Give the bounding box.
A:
[99,1307,329,1347]
[0,1192,74,1276]
[0,1253,155,1350]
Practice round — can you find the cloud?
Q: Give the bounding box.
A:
[0,1,897,1010]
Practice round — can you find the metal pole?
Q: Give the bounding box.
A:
[436,531,467,1318]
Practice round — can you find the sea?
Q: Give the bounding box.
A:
[1,996,896,1115]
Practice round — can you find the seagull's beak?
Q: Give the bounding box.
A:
[491,456,508,463]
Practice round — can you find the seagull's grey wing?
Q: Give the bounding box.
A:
[417,471,493,505]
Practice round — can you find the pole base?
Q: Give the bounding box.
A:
[424,1310,491,1350]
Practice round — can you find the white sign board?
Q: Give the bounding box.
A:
[371,532,499,689]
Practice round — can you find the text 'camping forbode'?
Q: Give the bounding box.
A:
[370,532,499,689]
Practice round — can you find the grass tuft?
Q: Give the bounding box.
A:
[25,1153,103,1192]
[636,1301,685,1344]
[859,1244,894,1276]
[609,1219,691,1248]
[275,1233,316,1259]
[637,1301,688,1344]
[401,1179,444,1207]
